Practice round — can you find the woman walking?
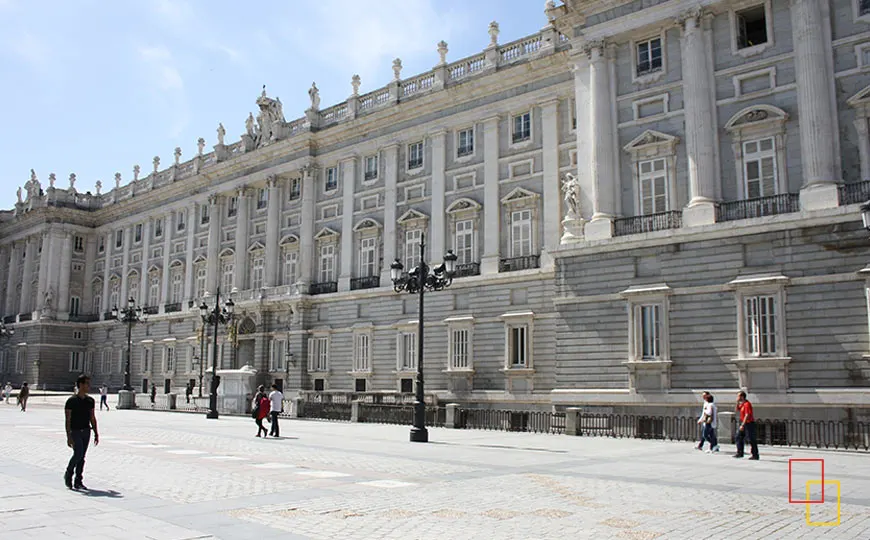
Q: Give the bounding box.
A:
[17,382,30,412]
[252,385,269,437]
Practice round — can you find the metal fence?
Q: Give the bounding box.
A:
[571,414,698,441]
[736,418,870,451]
[298,400,353,421]
[458,408,566,434]
[358,404,446,427]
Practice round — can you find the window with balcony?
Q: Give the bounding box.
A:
[92,281,102,315]
[307,336,329,372]
[200,204,210,225]
[70,296,80,316]
[364,155,378,181]
[639,158,669,214]
[325,167,338,192]
[404,229,422,271]
[408,141,423,169]
[288,178,301,200]
[455,219,475,265]
[128,276,139,305]
[195,265,206,300]
[148,273,160,306]
[74,236,84,252]
[257,188,268,209]
[743,138,777,198]
[512,112,531,143]
[636,37,663,77]
[221,260,234,293]
[170,269,183,303]
[359,237,378,278]
[227,197,238,217]
[457,128,474,157]
[109,278,120,309]
[250,252,265,290]
[319,244,335,284]
[282,250,298,286]
[510,210,532,258]
[397,331,417,371]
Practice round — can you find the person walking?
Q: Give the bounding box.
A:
[3,382,11,403]
[64,374,99,490]
[695,391,709,450]
[185,382,192,404]
[734,391,759,460]
[252,385,269,437]
[699,393,719,452]
[17,382,29,412]
[150,383,156,407]
[99,384,109,411]
[268,384,284,438]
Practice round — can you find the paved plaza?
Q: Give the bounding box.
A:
[0,399,868,539]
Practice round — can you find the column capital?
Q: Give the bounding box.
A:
[236,185,251,198]
[675,7,703,29]
[583,40,606,59]
[266,174,279,188]
[208,193,223,206]
[340,153,358,164]
[538,97,561,110]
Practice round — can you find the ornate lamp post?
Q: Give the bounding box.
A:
[0,321,14,341]
[390,233,456,443]
[861,202,870,231]
[112,296,146,391]
[194,323,206,398]
[199,288,234,419]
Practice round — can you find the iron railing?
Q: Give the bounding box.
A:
[103,312,116,321]
[499,255,540,273]
[2,315,15,324]
[298,391,438,406]
[716,193,800,222]
[69,314,100,323]
[143,306,159,315]
[838,180,870,206]
[453,262,480,278]
[299,400,352,421]
[613,211,682,237]
[310,282,338,295]
[350,276,380,290]
[729,417,870,451]
[571,413,698,441]
[358,404,446,427]
[18,313,32,322]
[458,408,566,434]
[164,302,182,313]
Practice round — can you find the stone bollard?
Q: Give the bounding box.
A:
[168,393,177,410]
[351,400,362,423]
[718,412,735,445]
[117,389,136,410]
[565,407,582,436]
[445,403,461,428]
[292,397,303,418]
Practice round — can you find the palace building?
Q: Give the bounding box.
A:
[1,0,870,421]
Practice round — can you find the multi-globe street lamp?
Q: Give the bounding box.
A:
[390,233,457,443]
[861,202,870,231]
[112,296,147,391]
[0,321,14,341]
[199,288,234,419]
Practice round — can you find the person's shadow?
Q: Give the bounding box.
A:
[80,489,123,498]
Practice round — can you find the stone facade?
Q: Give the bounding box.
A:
[1,1,869,420]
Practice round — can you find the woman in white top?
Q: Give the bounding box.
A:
[699,394,719,452]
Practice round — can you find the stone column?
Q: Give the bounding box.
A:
[481,117,500,274]
[0,245,8,315]
[101,233,111,316]
[160,213,173,310]
[5,243,18,315]
[139,221,151,305]
[339,157,356,292]
[120,227,132,304]
[233,188,250,292]
[298,168,316,291]
[265,176,282,288]
[540,99,560,266]
[430,130,447,261]
[205,196,221,295]
[856,118,870,182]
[680,11,718,226]
[792,0,839,210]
[36,232,52,312]
[82,235,97,315]
[57,233,73,315]
[379,146,399,285]
[585,42,617,241]
[20,237,37,314]
[183,202,196,305]
[571,50,594,223]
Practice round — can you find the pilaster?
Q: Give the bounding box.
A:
[233,187,251,292]
[540,99,561,264]
[82,235,97,316]
[139,221,151,305]
[19,237,36,315]
[571,50,594,222]
[339,157,356,292]
[160,213,173,311]
[36,232,51,312]
[430,130,447,260]
[184,201,197,306]
[205,196,221,296]
[380,145,399,285]
[57,233,73,317]
[298,167,316,291]
[119,226,132,304]
[856,118,870,182]
[101,233,111,316]
[481,116,501,275]
[265,176,282,288]
[5,242,18,315]
[585,42,616,241]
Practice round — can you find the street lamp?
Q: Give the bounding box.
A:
[199,288,234,419]
[390,232,457,443]
[194,322,206,398]
[0,321,14,340]
[113,296,146,391]
[861,201,870,231]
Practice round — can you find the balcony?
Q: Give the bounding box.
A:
[310,282,338,295]
[69,314,99,323]
[364,171,378,181]
[103,311,116,321]
[453,262,480,278]
[164,302,182,313]
[614,211,682,237]
[143,306,159,315]
[18,313,32,322]
[838,180,870,206]
[457,146,474,158]
[350,276,380,291]
[3,315,15,324]
[716,193,799,222]
[499,255,540,273]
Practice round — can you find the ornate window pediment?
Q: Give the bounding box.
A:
[353,218,382,232]
[314,227,340,242]
[193,255,207,264]
[279,234,299,247]
[725,105,788,134]
[169,259,184,269]
[501,187,538,206]
[218,248,234,258]
[147,264,161,275]
[623,130,679,156]
[848,84,870,112]
[248,241,265,253]
[397,209,429,227]
[446,197,482,214]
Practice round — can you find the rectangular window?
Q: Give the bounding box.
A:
[408,141,423,169]
[509,325,528,367]
[270,339,286,372]
[319,245,335,283]
[364,155,379,181]
[743,138,777,198]
[510,210,532,258]
[455,219,474,265]
[98,237,105,253]
[16,349,25,373]
[354,334,370,372]
[457,128,474,157]
[134,224,142,243]
[195,266,206,300]
[359,237,377,277]
[129,280,139,304]
[512,112,531,143]
[165,347,175,372]
[636,37,663,76]
[639,304,662,359]
[308,336,329,371]
[148,275,160,306]
[638,158,669,214]
[745,295,777,356]
[283,251,298,286]
[221,261,234,294]
[176,211,186,231]
[405,229,422,271]
[257,188,268,209]
[101,349,112,374]
[201,204,210,225]
[862,0,870,16]
[74,236,84,252]
[143,348,151,372]
[250,254,265,290]
[69,351,82,372]
[155,219,163,238]
[115,230,123,248]
[228,197,238,218]
[288,178,301,200]
[171,272,183,303]
[325,167,338,191]
[736,5,768,50]
[70,296,81,316]
[450,328,469,369]
[398,331,417,370]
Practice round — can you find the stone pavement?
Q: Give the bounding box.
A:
[1,399,869,539]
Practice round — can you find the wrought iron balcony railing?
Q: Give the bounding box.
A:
[838,180,870,206]
[103,311,117,320]
[453,262,480,278]
[310,282,338,295]
[143,306,159,315]
[350,276,380,291]
[716,193,800,222]
[69,314,100,323]
[164,302,182,313]
[613,211,682,237]
[2,315,15,324]
[499,255,540,273]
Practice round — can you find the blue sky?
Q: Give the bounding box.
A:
[0,0,549,210]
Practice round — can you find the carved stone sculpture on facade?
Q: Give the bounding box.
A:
[308,82,320,111]
[48,173,56,189]
[217,123,226,146]
[251,87,287,147]
[68,173,76,191]
[114,172,122,189]
[560,172,585,244]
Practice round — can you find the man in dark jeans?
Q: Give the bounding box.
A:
[268,383,284,438]
[734,391,759,460]
[65,374,99,490]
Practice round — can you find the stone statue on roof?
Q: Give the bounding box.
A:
[308,82,320,111]
[217,123,226,145]
[245,112,256,138]
[253,86,286,147]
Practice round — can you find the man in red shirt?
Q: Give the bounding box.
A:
[734,391,759,460]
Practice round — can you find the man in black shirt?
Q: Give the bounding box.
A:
[64,374,99,490]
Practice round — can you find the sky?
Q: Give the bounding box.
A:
[0,0,550,211]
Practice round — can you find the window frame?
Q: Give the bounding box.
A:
[638,158,670,214]
[729,274,789,360]
[319,244,336,284]
[288,178,302,201]
[307,335,330,372]
[200,203,210,225]
[115,230,123,249]
[352,328,372,373]
[256,188,268,210]
[282,248,298,286]
[69,351,82,372]
[729,1,774,58]
[456,127,475,159]
[724,105,789,201]
[407,141,424,170]
[364,154,379,182]
[622,285,672,364]
[633,32,666,84]
[500,311,535,371]
[396,329,418,372]
[856,0,870,22]
[511,111,532,145]
[74,235,84,252]
[70,296,81,316]
[154,218,163,238]
[445,315,474,371]
[741,137,778,199]
[249,250,265,290]
[325,166,338,192]
[510,209,533,258]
